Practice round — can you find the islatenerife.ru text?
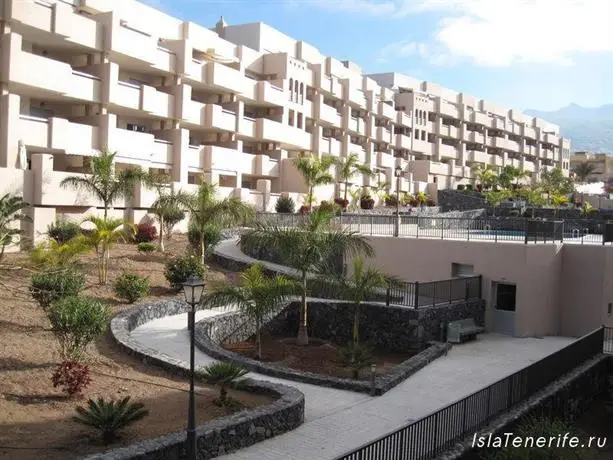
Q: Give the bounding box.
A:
[472,432,607,449]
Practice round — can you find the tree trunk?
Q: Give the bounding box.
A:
[343,181,349,203]
[296,272,309,346]
[103,204,108,220]
[200,234,206,266]
[352,303,360,345]
[255,317,262,360]
[220,385,227,405]
[308,185,314,208]
[158,216,165,252]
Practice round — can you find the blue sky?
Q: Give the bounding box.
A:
[147,0,613,112]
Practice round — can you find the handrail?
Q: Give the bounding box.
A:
[71,70,101,81]
[19,114,49,123]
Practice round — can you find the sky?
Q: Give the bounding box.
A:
[144,0,613,112]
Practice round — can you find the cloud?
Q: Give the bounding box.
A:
[368,0,613,67]
[301,0,396,15]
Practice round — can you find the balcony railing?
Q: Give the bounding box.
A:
[395,134,412,150]
[206,62,255,98]
[319,103,341,125]
[18,115,99,155]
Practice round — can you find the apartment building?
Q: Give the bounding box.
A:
[570,151,613,182]
[0,0,570,244]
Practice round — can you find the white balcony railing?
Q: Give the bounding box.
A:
[256,118,311,149]
[319,137,342,157]
[206,62,255,99]
[150,139,173,166]
[438,143,458,158]
[377,101,396,120]
[376,126,393,144]
[18,115,99,155]
[257,81,286,107]
[395,134,412,150]
[319,103,341,125]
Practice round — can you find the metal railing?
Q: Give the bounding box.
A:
[250,213,613,246]
[335,327,605,460]
[385,275,482,308]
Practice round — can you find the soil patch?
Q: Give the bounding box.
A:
[0,235,272,460]
[573,400,613,458]
[224,335,416,380]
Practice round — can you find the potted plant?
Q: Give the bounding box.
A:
[359,195,375,210]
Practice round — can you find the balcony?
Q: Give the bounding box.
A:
[467,150,489,164]
[522,144,536,156]
[186,145,203,169]
[412,140,434,156]
[487,137,507,149]
[110,81,174,118]
[253,155,280,177]
[18,115,99,155]
[206,62,255,98]
[203,145,248,174]
[377,152,394,169]
[522,160,536,173]
[132,182,159,208]
[239,117,256,138]
[34,170,102,207]
[204,105,236,131]
[318,75,343,98]
[438,124,459,139]
[523,126,537,139]
[9,48,101,102]
[107,127,155,162]
[545,150,555,161]
[345,86,368,110]
[489,155,503,167]
[377,101,396,120]
[319,103,341,125]
[429,162,449,176]
[319,137,341,157]
[464,131,485,145]
[149,140,173,166]
[346,116,366,136]
[395,134,412,150]
[506,139,520,153]
[348,144,367,163]
[470,112,490,126]
[438,144,458,159]
[491,118,506,130]
[9,0,101,49]
[376,126,393,144]
[396,112,412,128]
[257,81,286,107]
[255,118,311,149]
[439,102,460,119]
[543,133,559,145]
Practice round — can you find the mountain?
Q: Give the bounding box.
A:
[524,103,613,153]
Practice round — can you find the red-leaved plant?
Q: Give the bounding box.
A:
[135,223,158,243]
[299,205,311,215]
[52,360,92,396]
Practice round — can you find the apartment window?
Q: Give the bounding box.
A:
[297,113,303,129]
[288,110,295,127]
[127,123,147,133]
[294,80,299,100]
[289,78,294,102]
[300,83,304,104]
[414,129,419,138]
[421,131,426,141]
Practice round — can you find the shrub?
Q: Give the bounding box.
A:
[457,184,465,191]
[73,396,149,444]
[134,223,157,243]
[113,272,150,304]
[465,184,474,191]
[334,197,349,210]
[30,269,85,310]
[341,342,373,379]
[359,195,375,210]
[30,237,89,267]
[51,360,92,396]
[188,224,221,258]
[47,220,81,244]
[275,196,295,214]
[426,199,436,207]
[199,362,248,407]
[298,205,311,215]
[136,242,156,253]
[409,197,420,207]
[318,201,337,214]
[384,194,398,207]
[164,254,205,291]
[47,296,109,360]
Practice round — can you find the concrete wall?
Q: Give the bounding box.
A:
[357,236,613,339]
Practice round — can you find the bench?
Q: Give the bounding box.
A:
[446,318,484,343]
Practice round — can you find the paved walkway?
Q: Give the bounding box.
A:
[132,311,574,460]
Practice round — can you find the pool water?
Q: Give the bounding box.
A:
[471,230,582,239]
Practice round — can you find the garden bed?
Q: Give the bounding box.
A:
[0,235,277,460]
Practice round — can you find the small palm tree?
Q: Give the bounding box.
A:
[73,397,149,444]
[520,187,546,218]
[149,181,190,253]
[184,182,254,266]
[471,163,498,191]
[572,162,598,184]
[484,189,512,216]
[82,216,131,284]
[60,151,150,219]
[293,154,336,209]
[199,362,248,406]
[202,264,297,360]
[0,193,30,262]
[337,153,373,203]
[240,208,373,345]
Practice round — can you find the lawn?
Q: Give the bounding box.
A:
[0,235,270,460]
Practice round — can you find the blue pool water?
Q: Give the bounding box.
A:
[471,230,582,239]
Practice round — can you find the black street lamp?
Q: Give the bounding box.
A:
[394,165,403,237]
[182,274,205,460]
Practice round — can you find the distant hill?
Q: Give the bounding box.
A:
[524,103,613,153]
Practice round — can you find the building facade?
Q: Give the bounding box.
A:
[0,0,571,244]
[570,151,613,182]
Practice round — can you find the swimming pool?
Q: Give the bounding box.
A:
[470,230,583,239]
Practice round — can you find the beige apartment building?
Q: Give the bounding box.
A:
[0,0,571,243]
[570,151,613,182]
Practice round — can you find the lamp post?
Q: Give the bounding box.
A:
[182,274,205,460]
[394,165,403,237]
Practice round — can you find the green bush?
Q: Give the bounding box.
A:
[47,220,81,244]
[113,272,150,303]
[164,254,205,291]
[136,242,157,253]
[187,224,221,258]
[457,184,466,191]
[341,342,373,379]
[47,296,109,360]
[318,201,338,214]
[199,362,248,407]
[30,269,85,310]
[275,196,295,214]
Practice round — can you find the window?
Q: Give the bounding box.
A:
[289,78,293,102]
[300,83,304,104]
[288,110,295,127]
[495,284,516,312]
[127,123,147,133]
[452,263,474,277]
[297,113,303,129]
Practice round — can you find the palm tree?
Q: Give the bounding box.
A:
[292,154,336,209]
[82,216,131,284]
[572,162,598,184]
[471,163,498,191]
[202,264,297,360]
[484,189,512,216]
[0,194,30,262]
[60,151,149,219]
[336,153,373,203]
[185,182,254,266]
[240,208,374,346]
[519,187,545,218]
[199,362,248,407]
[498,166,531,192]
[149,177,190,252]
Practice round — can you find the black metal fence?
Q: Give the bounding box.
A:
[250,213,613,245]
[385,276,482,308]
[335,327,605,460]
[603,327,613,353]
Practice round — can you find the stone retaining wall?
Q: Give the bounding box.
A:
[96,299,305,460]
[194,308,451,396]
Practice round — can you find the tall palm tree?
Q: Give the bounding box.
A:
[82,216,131,284]
[571,162,598,184]
[498,166,531,192]
[148,176,190,253]
[336,153,373,203]
[60,151,149,219]
[540,167,574,199]
[240,208,374,346]
[292,154,336,208]
[519,187,545,218]
[470,163,498,191]
[0,194,30,262]
[185,182,254,266]
[202,264,297,360]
